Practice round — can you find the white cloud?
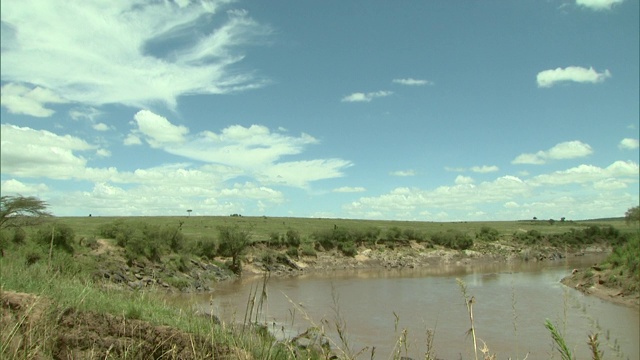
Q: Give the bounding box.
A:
[619,138,639,150]
[69,107,103,122]
[576,0,625,10]
[341,91,393,103]
[470,165,499,173]
[1,83,68,117]
[96,149,111,157]
[132,110,189,147]
[258,159,352,187]
[455,175,474,185]
[537,66,611,88]
[333,186,366,193]
[392,78,433,86]
[0,1,270,110]
[0,179,49,194]
[512,140,593,164]
[124,134,142,146]
[389,170,416,177]
[93,123,110,131]
[344,161,638,221]
[0,123,95,179]
[530,161,638,186]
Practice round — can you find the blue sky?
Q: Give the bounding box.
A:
[1,0,638,221]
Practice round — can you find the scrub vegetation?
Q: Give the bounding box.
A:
[1,195,638,359]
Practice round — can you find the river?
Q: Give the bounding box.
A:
[182,254,639,359]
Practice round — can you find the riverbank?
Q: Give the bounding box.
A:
[561,264,640,308]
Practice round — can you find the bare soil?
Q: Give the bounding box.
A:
[560,266,640,308]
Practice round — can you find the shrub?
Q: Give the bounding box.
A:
[385,226,403,241]
[12,227,27,244]
[312,229,337,250]
[476,226,499,242]
[300,242,317,257]
[431,229,473,250]
[339,241,357,257]
[193,238,217,260]
[217,225,252,275]
[268,232,282,248]
[285,229,301,247]
[286,246,299,258]
[35,223,75,254]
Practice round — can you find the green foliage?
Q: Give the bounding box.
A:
[35,223,75,254]
[625,205,640,225]
[217,224,252,274]
[607,232,639,287]
[268,231,283,247]
[338,241,357,257]
[385,226,403,241]
[285,228,301,247]
[300,242,317,257]
[0,195,51,229]
[544,319,573,360]
[99,220,186,262]
[191,237,218,260]
[286,246,299,258]
[431,229,474,250]
[476,226,499,241]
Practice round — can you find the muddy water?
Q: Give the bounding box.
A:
[187,255,639,359]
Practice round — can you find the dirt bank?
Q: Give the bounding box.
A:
[560,265,640,308]
[0,290,249,360]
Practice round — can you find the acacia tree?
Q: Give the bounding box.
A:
[217,225,252,275]
[0,195,51,229]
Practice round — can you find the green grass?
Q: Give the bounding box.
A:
[54,215,634,242]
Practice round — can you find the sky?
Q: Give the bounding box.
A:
[1,0,638,221]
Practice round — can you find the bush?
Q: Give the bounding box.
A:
[268,232,282,248]
[431,229,473,250]
[300,242,317,257]
[285,229,301,247]
[476,226,499,241]
[192,238,217,260]
[217,225,251,275]
[35,223,75,254]
[385,226,403,241]
[12,227,27,244]
[338,241,357,257]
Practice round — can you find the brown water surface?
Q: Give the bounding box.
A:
[183,254,639,359]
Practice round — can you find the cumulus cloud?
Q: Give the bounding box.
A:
[132,110,189,147]
[512,140,593,165]
[124,134,142,146]
[341,91,393,103]
[619,138,639,150]
[392,78,433,86]
[455,175,474,185]
[536,66,611,88]
[389,170,416,177]
[0,179,49,194]
[333,186,366,193]
[0,124,97,179]
[1,83,68,117]
[576,0,625,10]
[0,0,270,111]
[344,160,638,221]
[470,165,499,173]
[531,161,638,186]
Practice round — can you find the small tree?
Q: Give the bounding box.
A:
[217,225,252,275]
[187,209,192,217]
[1,195,51,229]
[625,206,640,225]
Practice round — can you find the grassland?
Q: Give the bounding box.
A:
[1,215,638,359]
